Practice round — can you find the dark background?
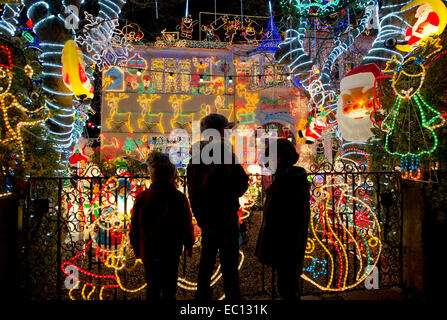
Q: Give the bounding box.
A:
[119,0,277,41]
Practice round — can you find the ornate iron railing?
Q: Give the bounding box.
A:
[21,161,402,300]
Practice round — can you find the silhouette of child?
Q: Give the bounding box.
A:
[130,151,194,300]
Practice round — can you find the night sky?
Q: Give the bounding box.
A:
[119,0,280,41]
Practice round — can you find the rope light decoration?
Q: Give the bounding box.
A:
[0,67,49,162]
[378,38,446,166]
[61,165,255,299]
[280,0,374,18]
[302,182,382,291]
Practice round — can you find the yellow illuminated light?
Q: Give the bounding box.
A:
[68,281,80,300]
[137,94,163,133]
[169,94,193,130]
[105,93,133,133]
[0,68,49,162]
[63,169,251,299]
[0,192,12,199]
[81,283,96,300]
[61,40,94,100]
[396,0,447,52]
[302,182,382,291]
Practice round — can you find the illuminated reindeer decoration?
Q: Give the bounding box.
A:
[169,94,193,130]
[105,93,132,133]
[234,83,259,124]
[136,94,162,133]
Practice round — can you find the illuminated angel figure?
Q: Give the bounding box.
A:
[0,67,48,161]
[177,15,198,39]
[379,38,445,161]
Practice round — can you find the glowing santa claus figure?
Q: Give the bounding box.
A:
[406,3,440,48]
[336,63,382,142]
[299,116,326,144]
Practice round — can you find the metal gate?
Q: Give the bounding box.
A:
[20,162,402,300]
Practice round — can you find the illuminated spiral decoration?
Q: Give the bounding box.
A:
[302,182,382,291]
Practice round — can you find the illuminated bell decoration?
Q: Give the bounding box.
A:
[337,64,382,142]
[61,40,94,101]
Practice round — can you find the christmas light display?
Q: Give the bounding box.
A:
[61,40,94,101]
[201,15,229,42]
[397,0,447,52]
[280,0,373,18]
[225,19,243,43]
[0,66,49,161]
[24,2,75,152]
[295,66,337,144]
[60,163,255,300]
[380,38,445,160]
[155,28,180,44]
[0,1,21,37]
[169,94,193,130]
[177,15,198,39]
[15,0,127,153]
[336,64,382,142]
[363,1,409,63]
[105,92,132,133]
[18,27,41,49]
[258,15,282,51]
[278,0,375,128]
[279,2,372,79]
[302,181,381,291]
[103,66,125,91]
[298,115,326,144]
[121,23,145,43]
[338,148,371,168]
[76,11,133,72]
[137,94,163,133]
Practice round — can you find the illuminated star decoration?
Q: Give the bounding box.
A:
[303,257,328,279]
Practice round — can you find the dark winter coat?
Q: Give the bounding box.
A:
[255,165,311,268]
[129,181,194,262]
[186,139,249,235]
